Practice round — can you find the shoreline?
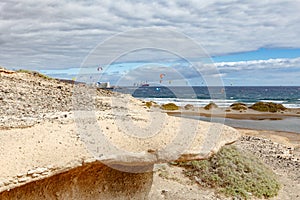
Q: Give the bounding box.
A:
[166,107,300,120]
[164,106,300,133]
[1,68,299,199]
[165,106,300,149]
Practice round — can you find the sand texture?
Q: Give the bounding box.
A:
[0,69,240,197]
[1,68,299,199]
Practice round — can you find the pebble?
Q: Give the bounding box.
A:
[236,136,300,181]
[0,71,114,129]
[27,167,48,175]
[18,177,30,183]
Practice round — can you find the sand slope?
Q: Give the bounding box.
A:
[0,69,240,198]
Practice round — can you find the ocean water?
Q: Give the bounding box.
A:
[112,86,300,133]
[113,86,300,108]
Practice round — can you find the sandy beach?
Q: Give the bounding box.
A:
[167,108,300,145]
[0,68,299,199]
[167,105,300,154]
[1,1,300,199]
[166,105,300,133]
[160,104,300,199]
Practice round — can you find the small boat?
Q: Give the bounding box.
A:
[141,83,150,87]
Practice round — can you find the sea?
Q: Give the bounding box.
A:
[113,86,300,108]
[113,86,300,133]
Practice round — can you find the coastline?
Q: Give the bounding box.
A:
[165,106,300,134]
[166,107,300,120]
[0,68,299,199]
[165,105,300,151]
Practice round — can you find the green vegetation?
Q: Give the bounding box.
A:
[157,166,182,183]
[204,102,218,110]
[144,101,152,108]
[16,69,32,73]
[161,103,179,110]
[144,101,159,108]
[172,145,280,199]
[17,69,52,80]
[249,102,286,113]
[230,102,248,111]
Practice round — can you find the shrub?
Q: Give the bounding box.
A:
[144,101,152,108]
[172,145,280,199]
[184,104,194,110]
[204,102,218,110]
[161,103,179,110]
[230,102,248,111]
[17,69,52,80]
[249,102,286,113]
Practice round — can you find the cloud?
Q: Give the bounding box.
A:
[40,55,300,86]
[214,57,300,71]
[0,0,300,69]
[111,57,300,85]
[213,57,300,85]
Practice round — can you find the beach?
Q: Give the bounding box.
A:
[166,106,300,133]
[165,105,300,152]
[0,68,299,199]
[153,102,300,199]
[1,0,300,199]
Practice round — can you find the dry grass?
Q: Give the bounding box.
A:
[249,102,286,113]
[172,145,280,199]
[161,103,179,110]
[17,69,52,80]
[204,102,218,110]
[230,102,248,111]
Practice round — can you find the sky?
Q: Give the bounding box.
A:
[1,0,300,86]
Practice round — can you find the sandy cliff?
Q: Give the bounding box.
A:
[0,69,240,199]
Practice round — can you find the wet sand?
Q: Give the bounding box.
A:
[167,107,300,130]
[167,107,300,120]
[167,107,300,149]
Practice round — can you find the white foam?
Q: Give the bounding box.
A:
[259,100,286,104]
[283,104,300,108]
[141,98,237,107]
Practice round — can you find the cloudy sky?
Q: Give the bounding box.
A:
[1,0,300,86]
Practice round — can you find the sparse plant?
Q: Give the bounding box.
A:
[230,102,248,111]
[249,102,286,113]
[204,102,218,110]
[161,103,179,110]
[172,145,280,199]
[144,101,152,108]
[184,104,194,110]
[17,69,52,80]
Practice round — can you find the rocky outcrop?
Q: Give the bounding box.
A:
[0,162,153,200]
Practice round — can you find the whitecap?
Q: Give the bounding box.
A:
[259,100,286,104]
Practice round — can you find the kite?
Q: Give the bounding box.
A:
[97,66,103,71]
[159,73,166,79]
